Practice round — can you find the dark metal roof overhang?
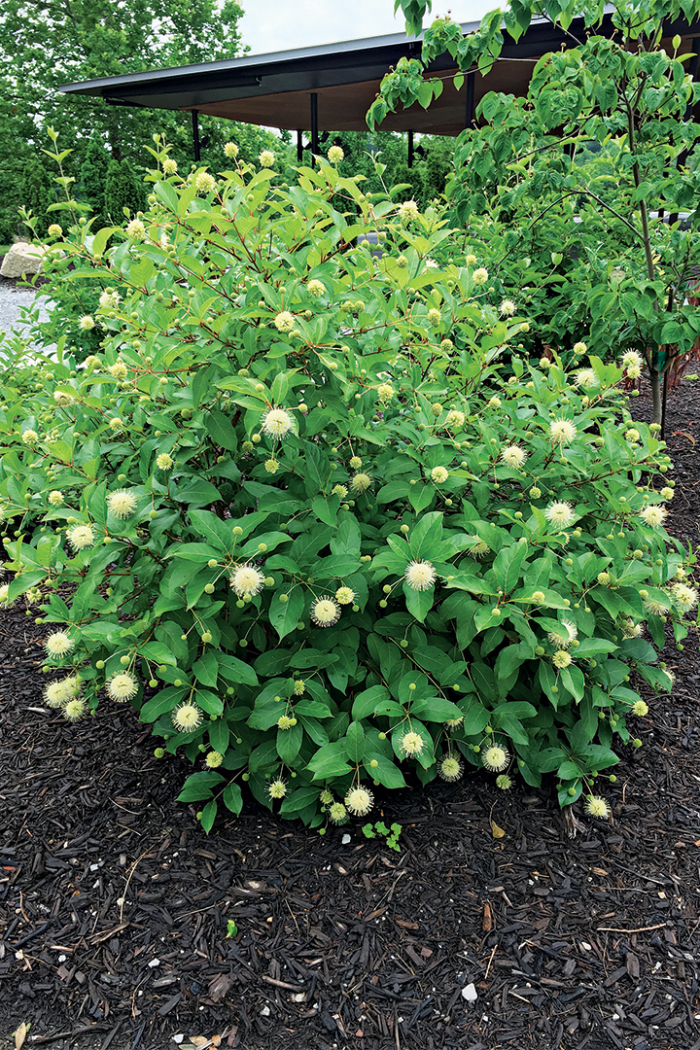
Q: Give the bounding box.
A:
[60,14,700,136]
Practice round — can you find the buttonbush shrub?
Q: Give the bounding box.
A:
[0,145,694,831]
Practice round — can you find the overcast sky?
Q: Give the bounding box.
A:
[239,1,497,56]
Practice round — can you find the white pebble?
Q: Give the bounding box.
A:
[461,983,478,1002]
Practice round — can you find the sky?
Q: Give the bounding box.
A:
[239,0,497,56]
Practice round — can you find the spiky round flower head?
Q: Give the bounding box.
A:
[572,341,587,356]
[48,223,63,238]
[575,369,597,389]
[621,619,643,638]
[54,391,74,407]
[63,698,87,722]
[431,402,443,416]
[445,410,465,429]
[125,218,146,241]
[264,458,279,474]
[530,591,546,605]
[427,308,442,326]
[597,571,611,586]
[274,310,295,333]
[45,631,74,657]
[547,619,578,649]
[438,754,463,781]
[487,395,501,409]
[482,745,509,772]
[399,731,425,757]
[621,349,643,370]
[230,564,265,597]
[496,774,512,790]
[644,598,670,616]
[44,678,74,707]
[22,429,38,445]
[468,537,490,559]
[162,157,178,174]
[351,472,372,494]
[156,453,173,471]
[465,253,477,266]
[405,560,437,591]
[205,750,224,768]
[0,584,12,607]
[275,714,294,731]
[310,596,341,627]
[584,795,610,819]
[99,289,121,310]
[472,267,489,286]
[78,315,95,331]
[171,701,203,731]
[335,586,356,606]
[424,258,439,271]
[224,141,239,158]
[109,417,124,432]
[499,299,517,316]
[108,360,128,380]
[440,338,454,351]
[545,501,575,529]
[331,485,348,500]
[262,408,293,439]
[307,279,326,298]
[549,419,577,445]
[349,456,362,470]
[48,490,65,506]
[640,505,667,527]
[399,199,420,222]
[672,582,698,613]
[195,171,217,194]
[268,778,287,800]
[329,802,349,824]
[530,486,542,499]
[319,788,334,805]
[627,364,642,380]
[257,150,275,168]
[107,490,137,519]
[552,649,573,669]
[431,466,449,484]
[107,672,138,702]
[631,700,649,717]
[625,428,640,443]
[293,679,306,696]
[376,383,394,402]
[345,786,374,816]
[501,445,527,469]
[445,715,464,728]
[660,487,674,500]
[327,144,344,164]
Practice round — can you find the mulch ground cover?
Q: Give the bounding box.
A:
[1,379,700,1050]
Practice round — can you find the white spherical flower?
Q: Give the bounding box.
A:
[482,745,509,772]
[45,678,74,708]
[48,223,63,238]
[107,490,137,519]
[345,786,374,816]
[468,537,490,559]
[544,501,575,529]
[427,308,442,325]
[331,484,348,498]
[640,505,667,527]
[621,349,643,370]
[67,524,95,550]
[195,171,217,194]
[274,310,295,333]
[473,268,489,286]
[78,315,95,331]
[310,597,341,627]
[264,458,279,474]
[621,619,643,638]
[268,778,287,800]
[644,598,670,616]
[63,698,87,722]
[54,391,74,407]
[307,279,326,298]
[99,289,121,310]
[262,408,294,439]
[399,200,420,223]
[171,701,203,730]
[405,560,437,591]
[626,364,642,380]
[109,417,124,432]
[501,445,527,469]
[349,456,362,470]
[106,672,138,702]
[438,754,463,781]
[584,795,610,819]
[572,341,587,356]
[22,429,38,445]
[672,582,698,613]
[487,396,501,409]
[424,258,439,270]
[445,410,465,429]
[625,428,640,443]
[224,141,239,158]
[552,649,573,669]
[499,299,517,316]
[431,466,449,484]
[575,369,598,389]
[48,490,65,506]
[108,360,128,380]
[660,487,674,500]
[205,750,224,768]
[328,145,344,164]
[376,383,394,402]
[259,150,275,168]
[351,472,372,494]
[335,586,356,606]
[156,453,173,470]
[125,218,146,241]
[45,631,74,657]
[400,730,425,757]
[549,419,577,445]
[547,619,578,649]
[230,564,265,597]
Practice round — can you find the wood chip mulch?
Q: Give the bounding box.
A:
[1,381,700,1050]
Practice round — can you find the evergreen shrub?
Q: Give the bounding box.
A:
[0,144,694,830]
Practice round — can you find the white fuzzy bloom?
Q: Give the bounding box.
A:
[404,561,436,591]
[230,564,265,597]
[262,408,293,439]
[549,419,577,445]
[640,505,667,527]
[501,445,527,469]
[544,501,575,529]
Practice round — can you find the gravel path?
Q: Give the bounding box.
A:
[0,281,53,355]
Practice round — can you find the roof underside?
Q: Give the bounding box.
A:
[60,16,700,136]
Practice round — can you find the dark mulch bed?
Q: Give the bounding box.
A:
[1,381,700,1050]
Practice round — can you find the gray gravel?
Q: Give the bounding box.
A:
[0,282,53,356]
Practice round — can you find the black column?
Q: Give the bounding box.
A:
[310,93,319,159]
[408,129,414,168]
[297,129,303,162]
[192,110,201,162]
[465,71,475,129]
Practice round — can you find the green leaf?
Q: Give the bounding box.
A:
[200,799,218,833]
[345,721,365,761]
[308,740,353,779]
[193,650,219,688]
[223,781,243,815]
[352,685,391,719]
[269,587,304,640]
[176,770,224,802]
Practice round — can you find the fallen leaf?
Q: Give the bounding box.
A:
[491,821,505,839]
[482,902,492,932]
[14,1023,29,1050]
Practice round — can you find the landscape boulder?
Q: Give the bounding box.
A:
[0,242,48,278]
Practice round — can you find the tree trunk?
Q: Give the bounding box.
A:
[650,367,662,425]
